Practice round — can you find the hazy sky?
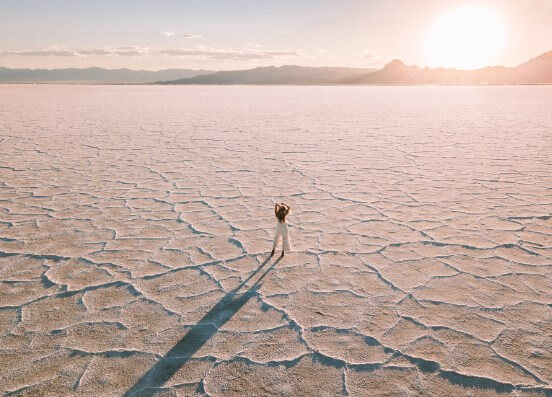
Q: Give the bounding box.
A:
[1,0,551,70]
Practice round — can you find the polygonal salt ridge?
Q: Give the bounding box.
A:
[68,353,158,396]
[486,301,552,333]
[438,255,527,278]
[1,199,55,219]
[368,258,458,293]
[521,218,552,234]
[281,289,369,330]
[81,283,140,312]
[348,221,428,244]
[395,296,507,342]
[203,342,549,396]
[252,267,318,299]
[44,258,119,292]
[493,245,552,266]
[1,349,93,396]
[148,248,195,270]
[411,272,541,309]
[428,328,547,386]
[203,355,345,397]
[378,242,432,263]
[491,273,552,305]
[516,229,552,249]
[174,200,219,217]
[0,237,25,254]
[111,223,178,239]
[20,292,90,332]
[104,237,169,253]
[304,326,393,365]
[0,209,52,228]
[134,266,221,296]
[315,232,365,253]
[232,224,272,246]
[0,306,21,336]
[492,328,552,385]
[316,251,366,268]
[0,255,47,280]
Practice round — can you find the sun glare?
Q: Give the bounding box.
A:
[425,5,506,70]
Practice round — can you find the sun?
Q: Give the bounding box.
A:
[425,5,506,70]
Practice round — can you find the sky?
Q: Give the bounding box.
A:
[1,0,551,71]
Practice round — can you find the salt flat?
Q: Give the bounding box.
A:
[0,84,551,396]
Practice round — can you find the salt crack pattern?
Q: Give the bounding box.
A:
[0,85,551,396]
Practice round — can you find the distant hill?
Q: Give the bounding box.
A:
[343,51,552,85]
[156,65,377,85]
[516,51,552,84]
[0,67,214,84]
[3,50,551,85]
[156,50,552,85]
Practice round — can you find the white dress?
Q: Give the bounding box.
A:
[273,221,292,252]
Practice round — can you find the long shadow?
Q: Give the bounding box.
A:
[124,255,282,397]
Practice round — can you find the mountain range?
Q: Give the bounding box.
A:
[1,50,551,85]
[0,67,213,84]
[343,51,552,85]
[158,50,552,85]
[156,65,377,85]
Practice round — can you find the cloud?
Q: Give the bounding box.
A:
[162,32,175,37]
[182,33,202,39]
[159,49,297,60]
[110,47,149,56]
[0,46,146,57]
[0,46,298,60]
[77,49,111,56]
[0,49,77,56]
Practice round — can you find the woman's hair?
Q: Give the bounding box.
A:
[275,203,290,222]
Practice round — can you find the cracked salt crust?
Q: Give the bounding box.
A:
[0,84,551,396]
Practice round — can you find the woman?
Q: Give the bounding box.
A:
[271,202,292,257]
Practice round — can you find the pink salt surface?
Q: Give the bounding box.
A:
[0,84,551,396]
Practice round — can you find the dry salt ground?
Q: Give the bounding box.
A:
[0,84,551,396]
